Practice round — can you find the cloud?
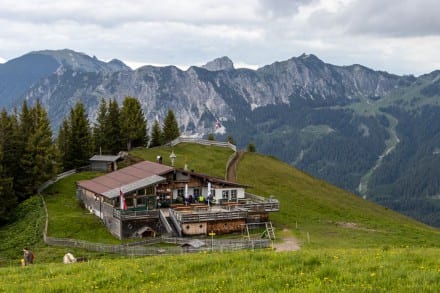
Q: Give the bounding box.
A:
[0,0,439,75]
[257,0,316,18]
[0,0,260,27]
[308,0,440,37]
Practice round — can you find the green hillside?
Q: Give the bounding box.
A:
[237,152,439,248]
[1,143,439,291]
[133,143,439,248]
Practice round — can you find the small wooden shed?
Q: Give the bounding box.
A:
[89,155,121,172]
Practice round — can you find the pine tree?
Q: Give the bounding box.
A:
[106,98,123,154]
[19,100,58,195]
[120,96,147,151]
[93,98,108,154]
[0,110,20,183]
[247,142,256,153]
[57,118,71,171]
[15,101,35,200]
[150,119,163,147]
[0,111,16,222]
[162,109,180,144]
[64,102,93,169]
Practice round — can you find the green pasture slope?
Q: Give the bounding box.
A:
[1,143,440,291]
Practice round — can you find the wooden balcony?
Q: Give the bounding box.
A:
[169,208,248,223]
[234,201,280,212]
[113,208,159,220]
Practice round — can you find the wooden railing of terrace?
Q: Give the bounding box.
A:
[169,208,248,223]
[112,209,159,220]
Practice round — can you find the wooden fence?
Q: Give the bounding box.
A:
[42,234,270,256]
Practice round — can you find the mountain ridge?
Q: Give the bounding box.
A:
[1,49,440,226]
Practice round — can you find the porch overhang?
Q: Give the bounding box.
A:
[103,175,166,198]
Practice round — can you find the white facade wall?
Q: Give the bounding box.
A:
[212,187,245,202]
[173,186,245,202]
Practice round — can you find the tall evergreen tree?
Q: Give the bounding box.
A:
[15,101,35,200]
[162,109,180,144]
[64,102,93,169]
[120,96,147,151]
[93,98,108,154]
[19,100,58,195]
[57,118,71,171]
[0,111,16,222]
[150,119,163,147]
[106,98,123,154]
[0,110,20,183]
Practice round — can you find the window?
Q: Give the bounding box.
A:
[177,188,184,197]
[125,197,133,207]
[193,188,200,197]
[146,186,155,195]
[231,190,237,201]
[137,197,147,206]
[222,190,229,200]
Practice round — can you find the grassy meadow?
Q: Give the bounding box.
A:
[1,248,439,292]
[1,143,440,291]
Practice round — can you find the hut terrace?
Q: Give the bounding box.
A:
[77,160,279,239]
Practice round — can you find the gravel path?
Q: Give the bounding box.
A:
[273,236,301,251]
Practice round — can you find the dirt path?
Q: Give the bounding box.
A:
[226,151,244,182]
[225,153,300,251]
[272,229,301,251]
[273,236,301,252]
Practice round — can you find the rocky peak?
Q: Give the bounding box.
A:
[33,49,129,73]
[202,56,234,71]
[107,59,131,71]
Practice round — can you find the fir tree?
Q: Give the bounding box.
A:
[93,98,108,154]
[162,109,180,144]
[120,96,147,150]
[19,100,58,195]
[106,98,123,154]
[57,118,71,171]
[247,142,256,153]
[15,101,35,200]
[0,110,20,183]
[150,119,163,147]
[64,102,93,169]
[0,111,16,222]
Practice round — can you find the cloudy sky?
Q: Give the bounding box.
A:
[0,0,439,75]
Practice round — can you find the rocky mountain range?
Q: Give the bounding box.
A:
[1,49,440,226]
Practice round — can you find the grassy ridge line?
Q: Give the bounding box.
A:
[1,248,439,292]
[237,152,440,248]
[130,143,234,178]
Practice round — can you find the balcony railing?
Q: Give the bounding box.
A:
[238,201,280,212]
[169,209,248,223]
[113,208,159,220]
